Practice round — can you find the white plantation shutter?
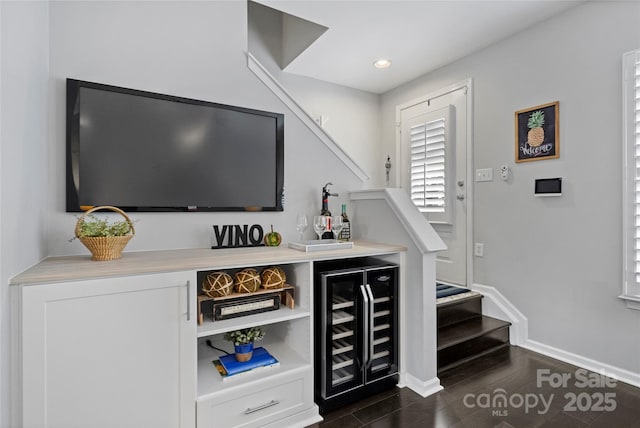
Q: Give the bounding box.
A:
[633,56,640,281]
[408,105,453,224]
[410,118,446,212]
[623,49,640,307]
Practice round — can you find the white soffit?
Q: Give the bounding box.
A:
[282,12,329,69]
[256,0,584,94]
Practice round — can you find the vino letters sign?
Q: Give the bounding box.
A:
[212,224,264,249]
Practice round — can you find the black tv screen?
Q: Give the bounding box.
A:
[66,79,284,212]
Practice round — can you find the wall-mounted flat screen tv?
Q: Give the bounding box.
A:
[66,79,284,212]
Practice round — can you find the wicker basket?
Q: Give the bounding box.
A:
[75,206,135,261]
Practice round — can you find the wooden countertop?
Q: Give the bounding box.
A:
[10,241,406,285]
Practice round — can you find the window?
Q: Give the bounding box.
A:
[622,49,640,309]
[409,105,453,224]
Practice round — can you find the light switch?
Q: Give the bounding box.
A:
[475,168,493,182]
[474,243,484,257]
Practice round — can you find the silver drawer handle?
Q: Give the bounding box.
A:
[244,400,280,414]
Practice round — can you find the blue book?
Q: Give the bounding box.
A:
[219,347,278,376]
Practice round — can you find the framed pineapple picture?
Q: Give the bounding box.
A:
[515,101,559,163]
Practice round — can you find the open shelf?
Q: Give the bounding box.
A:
[197,337,310,398]
[197,306,311,338]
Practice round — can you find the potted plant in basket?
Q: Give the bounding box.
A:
[74,206,135,261]
[224,326,265,362]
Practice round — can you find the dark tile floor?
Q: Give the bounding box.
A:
[307,346,640,428]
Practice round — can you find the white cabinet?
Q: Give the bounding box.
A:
[195,261,319,428]
[13,271,196,428]
[10,243,404,428]
[196,367,313,428]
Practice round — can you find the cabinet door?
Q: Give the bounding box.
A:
[319,270,365,399]
[19,272,196,428]
[364,266,399,383]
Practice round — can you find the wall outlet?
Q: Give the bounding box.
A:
[475,168,493,182]
[474,243,484,257]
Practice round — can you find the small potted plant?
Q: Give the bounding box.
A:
[224,326,266,362]
[74,206,135,261]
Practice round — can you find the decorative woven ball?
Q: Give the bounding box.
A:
[234,268,261,293]
[261,266,287,290]
[202,271,234,297]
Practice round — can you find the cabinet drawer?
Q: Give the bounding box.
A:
[197,368,313,428]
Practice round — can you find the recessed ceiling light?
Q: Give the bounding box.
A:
[374,59,392,69]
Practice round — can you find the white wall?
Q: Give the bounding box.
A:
[2,1,367,421]
[47,0,363,256]
[5,0,640,422]
[1,1,50,425]
[278,73,383,187]
[381,1,640,375]
[247,0,384,187]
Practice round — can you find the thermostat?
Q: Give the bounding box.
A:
[535,178,562,196]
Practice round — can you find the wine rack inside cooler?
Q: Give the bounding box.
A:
[331,296,356,387]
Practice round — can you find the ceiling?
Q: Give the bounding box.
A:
[257,0,583,94]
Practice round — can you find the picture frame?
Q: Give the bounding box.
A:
[515,101,559,163]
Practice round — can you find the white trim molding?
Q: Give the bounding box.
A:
[394,78,474,288]
[522,339,640,389]
[619,293,640,310]
[399,373,443,398]
[247,53,370,182]
[473,282,640,389]
[350,188,446,253]
[471,283,528,346]
[621,49,640,309]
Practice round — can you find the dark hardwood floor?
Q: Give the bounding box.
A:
[307,346,640,428]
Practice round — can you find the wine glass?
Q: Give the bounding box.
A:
[331,216,344,240]
[296,214,308,242]
[313,216,327,240]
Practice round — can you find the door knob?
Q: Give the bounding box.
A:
[457,194,465,201]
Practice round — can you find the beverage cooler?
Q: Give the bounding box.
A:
[314,258,399,413]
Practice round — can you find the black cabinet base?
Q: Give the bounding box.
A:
[316,375,399,415]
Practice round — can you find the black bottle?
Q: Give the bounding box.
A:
[321,183,337,239]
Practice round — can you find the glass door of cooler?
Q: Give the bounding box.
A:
[320,270,365,399]
[364,266,399,383]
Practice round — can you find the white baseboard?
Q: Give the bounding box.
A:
[400,373,443,398]
[521,339,640,389]
[472,282,640,389]
[471,283,528,345]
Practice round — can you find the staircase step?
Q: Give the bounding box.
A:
[438,342,511,373]
[438,315,511,350]
[437,292,483,328]
[437,315,511,371]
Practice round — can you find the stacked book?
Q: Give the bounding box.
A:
[213,347,279,381]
